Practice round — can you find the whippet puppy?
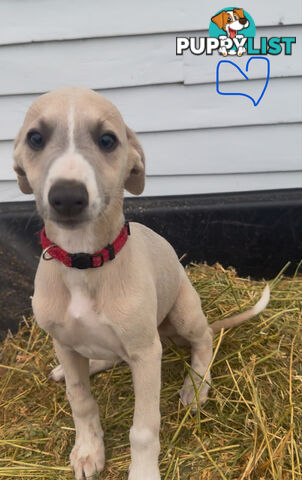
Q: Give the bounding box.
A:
[13,87,269,480]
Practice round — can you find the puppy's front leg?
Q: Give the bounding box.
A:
[128,336,162,480]
[53,339,105,480]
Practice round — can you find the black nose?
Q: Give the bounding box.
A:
[239,17,247,25]
[48,180,89,217]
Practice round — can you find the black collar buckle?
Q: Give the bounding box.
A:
[70,252,94,269]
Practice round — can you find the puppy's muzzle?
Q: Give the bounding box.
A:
[48,180,89,218]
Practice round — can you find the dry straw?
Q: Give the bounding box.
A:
[0,262,301,479]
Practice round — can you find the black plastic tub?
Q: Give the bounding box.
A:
[0,188,301,339]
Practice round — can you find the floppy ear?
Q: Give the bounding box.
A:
[124,126,145,195]
[13,130,33,194]
[233,8,244,18]
[211,11,225,30]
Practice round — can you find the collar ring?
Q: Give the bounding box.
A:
[42,245,55,261]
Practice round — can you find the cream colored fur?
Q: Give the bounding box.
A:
[13,87,269,480]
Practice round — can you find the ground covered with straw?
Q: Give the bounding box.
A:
[0,263,301,479]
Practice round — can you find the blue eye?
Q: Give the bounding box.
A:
[98,133,118,152]
[27,130,44,150]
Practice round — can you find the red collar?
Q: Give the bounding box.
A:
[40,222,130,269]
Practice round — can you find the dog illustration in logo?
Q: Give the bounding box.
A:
[211,8,249,56]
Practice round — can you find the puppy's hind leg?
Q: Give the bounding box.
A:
[50,357,122,382]
[167,271,213,409]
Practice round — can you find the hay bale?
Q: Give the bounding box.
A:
[0,263,301,479]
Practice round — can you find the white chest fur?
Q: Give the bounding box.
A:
[68,286,95,320]
[56,271,125,361]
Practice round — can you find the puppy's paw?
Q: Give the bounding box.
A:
[218,47,227,56]
[179,374,209,411]
[49,364,65,382]
[129,464,160,480]
[70,439,105,480]
[237,46,246,56]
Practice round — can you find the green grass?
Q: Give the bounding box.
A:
[0,262,301,479]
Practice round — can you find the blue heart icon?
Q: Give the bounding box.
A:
[216,56,270,107]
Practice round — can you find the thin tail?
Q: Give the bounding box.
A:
[210,284,270,334]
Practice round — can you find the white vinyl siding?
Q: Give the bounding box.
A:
[0,0,301,201]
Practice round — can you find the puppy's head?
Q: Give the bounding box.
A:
[13,87,145,228]
[211,9,249,37]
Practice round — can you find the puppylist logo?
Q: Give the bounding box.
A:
[176,7,296,57]
[176,7,297,106]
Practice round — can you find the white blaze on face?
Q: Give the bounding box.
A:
[44,103,101,215]
[227,10,235,20]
